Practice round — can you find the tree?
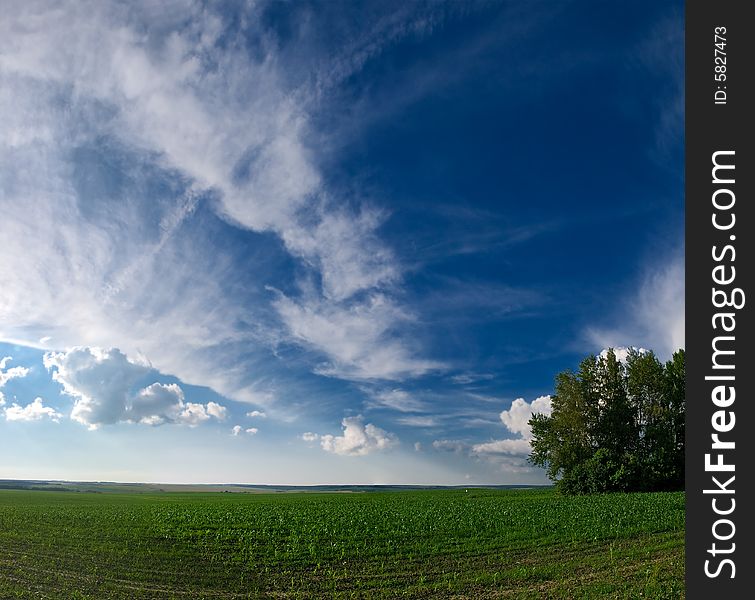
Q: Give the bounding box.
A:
[529,348,685,494]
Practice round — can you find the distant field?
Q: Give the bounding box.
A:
[0,488,684,599]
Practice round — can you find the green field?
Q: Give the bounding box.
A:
[0,488,684,599]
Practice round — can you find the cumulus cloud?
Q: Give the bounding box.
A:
[432,436,535,473]
[499,396,552,440]
[206,401,227,421]
[0,0,436,406]
[0,357,30,387]
[232,425,258,436]
[317,416,398,456]
[599,346,648,364]
[246,410,266,419]
[44,347,149,427]
[301,432,319,442]
[472,396,552,457]
[471,438,532,456]
[4,397,62,422]
[44,346,226,429]
[129,382,222,427]
[426,396,551,474]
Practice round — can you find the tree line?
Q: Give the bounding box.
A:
[529,348,685,494]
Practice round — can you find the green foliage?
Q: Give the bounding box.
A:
[0,488,683,598]
[530,348,685,494]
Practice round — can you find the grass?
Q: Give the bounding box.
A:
[0,488,684,598]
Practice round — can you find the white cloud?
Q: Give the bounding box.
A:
[232,425,258,436]
[129,383,187,426]
[4,397,62,423]
[0,357,30,387]
[0,0,434,405]
[472,396,552,457]
[317,416,398,456]
[431,439,468,453]
[280,208,400,302]
[44,346,226,428]
[425,396,551,474]
[431,436,535,473]
[44,347,149,427]
[587,253,684,359]
[273,293,441,380]
[301,432,319,442]
[206,401,227,421]
[450,372,494,385]
[129,382,224,427]
[396,416,438,427]
[246,410,267,419]
[173,402,214,427]
[471,438,532,456]
[414,441,422,452]
[367,389,426,412]
[499,396,552,440]
[599,347,649,364]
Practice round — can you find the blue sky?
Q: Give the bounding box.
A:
[0,0,683,485]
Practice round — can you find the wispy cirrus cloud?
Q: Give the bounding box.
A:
[365,388,427,413]
[0,1,683,486]
[395,415,439,428]
[431,439,468,454]
[272,293,441,381]
[586,251,684,359]
[0,0,441,408]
